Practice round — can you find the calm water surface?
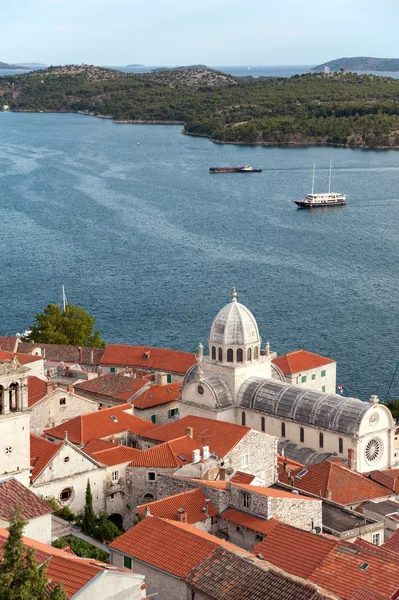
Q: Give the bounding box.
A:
[0,112,399,401]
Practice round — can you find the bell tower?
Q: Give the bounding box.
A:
[0,357,31,486]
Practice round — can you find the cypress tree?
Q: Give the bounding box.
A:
[82,479,96,535]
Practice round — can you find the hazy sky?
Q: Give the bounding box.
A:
[2,0,398,66]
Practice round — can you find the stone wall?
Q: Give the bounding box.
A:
[125,466,178,512]
[269,496,322,530]
[225,429,277,485]
[134,401,179,427]
[30,389,98,435]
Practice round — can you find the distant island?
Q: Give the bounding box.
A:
[151,64,210,73]
[312,57,399,72]
[17,62,48,67]
[0,61,30,70]
[3,64,399,148]
[126,64,145,67]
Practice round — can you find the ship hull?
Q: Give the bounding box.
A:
[209,168,262,173]
[293,200,346,209]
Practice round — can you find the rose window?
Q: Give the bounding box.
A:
[365,438,381,463]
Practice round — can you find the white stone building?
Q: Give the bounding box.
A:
[180,291,396,473]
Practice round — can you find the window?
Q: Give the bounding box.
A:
[236,348,243,363]
[167,374,172,384]
[112,470,118,482]
[63,456,70,463]
[59,398,66,406]
[247,347,252,361]
[240,492,250,508]
[301,375,307,383]
[241,454,249,469]
[241,411,246,426]
[110,367,116,373]
[211,346,216,360]
[143,493,154,501]
[311,374,316,381]
[300,427,304,443]
[150,414,156,424]
[321,370,326,377]
[197,386,204,395]
[338,438,343,454]
[281,422,286,438]
[110,493,115,501]
[256,533,264,542]
[124,556,132,570]
[4,446,12,455]
[261,417,265,432]
[322,385,326,393]
[218,348,223,362]
[147,472,156,481]
[168,408,179,418]
[227,348,233,362]
[59,488,73,503]
[254,346,259,360]
[235,526,242,534]
[372,533,380,546]
[319,432,324,448]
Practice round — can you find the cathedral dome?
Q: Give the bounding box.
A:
[209,292,261,347]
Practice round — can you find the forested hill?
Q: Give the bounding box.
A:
[312,57,399,72]
[0,61,30,70]
[2,64,399,148]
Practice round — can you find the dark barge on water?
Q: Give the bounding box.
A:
[209,165,262,173]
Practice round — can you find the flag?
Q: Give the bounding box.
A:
[337,384,344,395]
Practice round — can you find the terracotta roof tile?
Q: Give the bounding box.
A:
[138,488,218,523]
[100,344,196,374]
[83,438,117,454]
[278,460,390,505]
[128,436,199,468]
[273,350,335,375]
[30,433,60,481]
[91,445,141,466]
[44,403,157,444]
[132,381,181,409]
[17,342,105,365]
[0,336,18,353]
[0,349,43,365]
[230,471,257,484]
[0,478,52,520]
[383,529,399,553]
[109,516,235,578]
[368,469,399,494]
[28,376,48,407]
[221,508,279,536]
[142,415,251,457]
[233,482,316,501]
[74,373,149,402]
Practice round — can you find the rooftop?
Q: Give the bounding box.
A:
[383,528,399,553]
[367,468,399,494]
[141,414,252,457]
[44,403,157,444]
[74,373,149,402]
[17,341,105,365]
[0,349,43,365]
[132,381,182,409]
[0,336,18,353]
[272,349,335,375]
[357,500,399,517]
[100,343,196,374]
[0,477,52,520]
[322,503,379,535]
[27,376,48,407]
[137,488,218,523]
[220,507,278,535]
[30,433,60,481]
[128,436,200,468]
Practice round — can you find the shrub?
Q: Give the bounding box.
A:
[52,535,109,562]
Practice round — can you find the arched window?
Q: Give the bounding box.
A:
[227,348,234,362]
[237,348,243,363]
[281,422,286,438]
[254,346,259,360]
[300,427,304,443]
[319,432,324,449]
[211,346,216,360]
[261,417,265,432]
[218,347,223,362]
[0,386,4,414]
[247,347,252,361]
[241,411,246,426]
[338,437,343,454]
[9,383,18,412]
[143,493,154,502]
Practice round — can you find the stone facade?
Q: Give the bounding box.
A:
[132,401,180,427]
[125,466,177,514]
[29,388,98,435]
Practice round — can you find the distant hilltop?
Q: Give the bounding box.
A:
[126,64,145,67]
[151,64,210,73]
[312,57,399,72]
[0,61,30,70]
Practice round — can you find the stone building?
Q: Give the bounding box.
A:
[272,349,336,394]
[180,290,396,473]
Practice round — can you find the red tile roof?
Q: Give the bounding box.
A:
[0,478,52,520]
[232,482,316,501]
[28,376,48,407]
[138,488,218,523]
[0,349,43,365]
[368,469,399,494]
[74,373,149,402]
[221,508,279,536]
[109,516,236,578]
[17,342,105,365]
[91,444,141,467]
[383,529,399,554]
[30,433,60,481]
[230,471,256,484]
[100,344,196,374]
[253,520,399,600]
[278,460,390,505]
[132,381,181,409]
[273,350,335,375]
[0,336,18,353]
[128,436,199,468]
[142,415,251,457]
[83,438,117,454]
[44,403,157,444]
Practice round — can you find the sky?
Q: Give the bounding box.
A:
[1,0,399,66]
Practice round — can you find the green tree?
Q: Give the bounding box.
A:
[25,303,105,348]
[94,513,122,542]
[82,480,96,535]
[0,508,67,600]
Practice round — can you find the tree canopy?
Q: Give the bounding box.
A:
[25,303,105,347]
[0,508,67,600]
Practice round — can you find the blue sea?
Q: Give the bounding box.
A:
[1,112,399,402]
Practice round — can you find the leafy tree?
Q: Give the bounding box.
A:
[385,399,399,422]
[0,508,67,600]
[82,480,96,535]
[25,303,105,348]
[94,513,122,542]
[52,535,109,562]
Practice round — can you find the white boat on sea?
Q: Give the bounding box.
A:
[293,161,347,208]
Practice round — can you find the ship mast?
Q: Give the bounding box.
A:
[328,159,332,194]
[61,285,67,312]
[311,163,315,194]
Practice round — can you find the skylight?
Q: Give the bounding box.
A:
[359,562,370,571]
[110,416,118,423]
[295,469,308,479]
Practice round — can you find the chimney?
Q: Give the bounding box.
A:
[348,448,355,470]
[204,498,210,517]
[78,347,83,363]
[225,481,232,491]
[90,349,94,364]
[192,449,200,463]
[67,384,74,393]
[186,427,193,439]
[155,372,167,386]
[177,508,187,523]
[219,467,226,481]
[325,488,332,500]
[144,505,151,517]
[202,446,210,460]
[46,381,54,397]
[64,431,68,442]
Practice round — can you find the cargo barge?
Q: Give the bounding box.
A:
[209,165,262,173]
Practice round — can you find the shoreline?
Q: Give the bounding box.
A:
[5,109,399,150]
